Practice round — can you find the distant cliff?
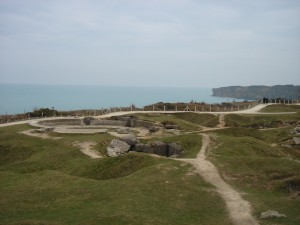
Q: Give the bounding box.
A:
[212,85,300,100]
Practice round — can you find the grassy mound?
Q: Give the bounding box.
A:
[136,113,201,131]
[75,153,159,180]
[224,113,300,128]
[260,104,300,113]
[173,113,218,127]
[0,125,231,225]
[210,127,300,225]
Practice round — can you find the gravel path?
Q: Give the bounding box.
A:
[217,114,225,128]
[178,134,259,225]
[1,103,296,128]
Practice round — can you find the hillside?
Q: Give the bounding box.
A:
[212,85,300,100]
[1,105,300,225]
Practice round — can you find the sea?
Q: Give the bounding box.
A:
[0,84,238,115]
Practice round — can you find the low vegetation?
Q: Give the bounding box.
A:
[260,104,300,113]
[173,113,218,127]
[210,121,300,224]
[1,104,300,225]
[225,113,299,128]
[0,124,230,225]
[136,113,201,131]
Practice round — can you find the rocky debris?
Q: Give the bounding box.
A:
[148,126,159,133]
[164,124,178,129]
[107,139,130,157]
[116,127,130,134]
[168,142,182,156]
[40,127,54,133]
[120,134,138,146]
[134,143,147,152]
[110,116,137,127]
[82,117,95,125]
[293,137,300,145]
[290,126,300,135]
[259,210,286,219]
[151,141,169,156]
[133,141,181,157]
[126,117,136,127]
[136,120,156,128]
[162,120,178,129]
[281,144,292,148]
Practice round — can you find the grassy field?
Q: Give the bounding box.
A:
[224,104,300,128]
[172,113,219,128]
[260,104,300,113]
[211,105,300,225]
[224,113,300,128]
[136,113,202,131]
[1,106,300,225]
[0,124,231,225]
[210,127,300,225]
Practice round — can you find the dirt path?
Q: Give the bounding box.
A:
[73,141,102,159]
[178,134,259,225]
[1,103,296,128]
[217,114,225,128]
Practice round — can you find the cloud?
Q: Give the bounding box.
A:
[0,0,299,87]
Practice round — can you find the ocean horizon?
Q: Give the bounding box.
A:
[0,84,240,115]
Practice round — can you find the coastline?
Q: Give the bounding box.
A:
[0,84,237,115]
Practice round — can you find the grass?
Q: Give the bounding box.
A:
[210,127,300,225]
[260,104,300,113]
[172,113,219,127]
[0,124,231,225]
[0,163,231,225]
[214,127,292,143]
[136,112,220,131]
[224,113,300,128]
[2,110,300,225]
[136,113,201,131]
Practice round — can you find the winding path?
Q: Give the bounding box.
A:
[0,103,296,128]
[1,103,297,224]
[178,134,259,225]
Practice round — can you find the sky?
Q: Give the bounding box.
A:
[0,0,299,88]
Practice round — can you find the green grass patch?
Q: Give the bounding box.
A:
[214,127,292,143]
[211,134,286,158]
[224,113,300,128]
[0,125,231,225]
[260,104,300,113]
[210,128,300,225]
[173,113,218,127]
[0,161,232,225]
[136,113,201,131]
[75,153,160,180]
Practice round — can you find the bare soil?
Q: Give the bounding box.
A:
[73,141,102,159]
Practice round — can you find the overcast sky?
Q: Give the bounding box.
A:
[0,0,299,88]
